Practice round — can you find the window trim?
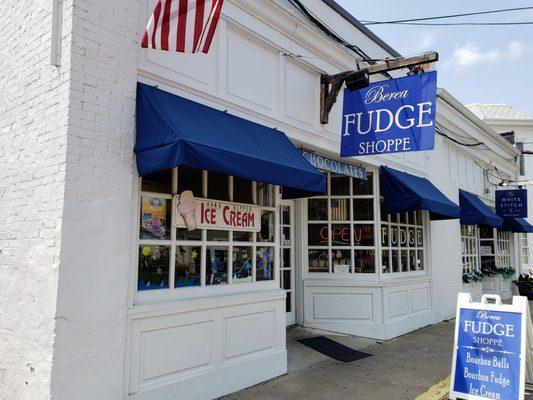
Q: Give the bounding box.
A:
[461,224,480,274]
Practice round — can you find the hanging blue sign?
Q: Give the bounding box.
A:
[341,71,437,157]
[496,189,527,218]
[452,308,522,400]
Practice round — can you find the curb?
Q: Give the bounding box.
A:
[414,376,450,400]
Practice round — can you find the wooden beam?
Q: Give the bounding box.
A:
[320,51,439,124]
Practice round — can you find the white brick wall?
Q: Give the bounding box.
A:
[0,0,73,398]
[49,0,139,399]
[0,0,138,398]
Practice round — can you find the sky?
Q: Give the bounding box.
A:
[335,0,533,114]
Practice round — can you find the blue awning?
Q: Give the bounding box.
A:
[501,218,533,233]
[380,166,460,220]
[135,83,326,197]
[459,190,503,228]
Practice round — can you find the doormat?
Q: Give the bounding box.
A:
[297,336,372,363]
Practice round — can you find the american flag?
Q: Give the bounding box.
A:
[141,0,224,53]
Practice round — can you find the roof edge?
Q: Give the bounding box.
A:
[321,0,402,58]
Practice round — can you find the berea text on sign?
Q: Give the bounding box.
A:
[341,71,437,157]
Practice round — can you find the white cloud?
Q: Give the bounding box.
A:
[446,41,525,71]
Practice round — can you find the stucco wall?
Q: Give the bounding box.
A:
[0,0,74,398]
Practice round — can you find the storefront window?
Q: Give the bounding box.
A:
[137,167,277,292]
[479,226,496,270]
[497,230,512,268]
[381,210,425,273]
[521,233,529,266]
[307,172,376,274]
[461,225,480,273]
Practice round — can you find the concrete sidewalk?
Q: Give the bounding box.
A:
[223,321,455,400]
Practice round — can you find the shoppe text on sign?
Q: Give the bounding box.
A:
[341,71,437,157]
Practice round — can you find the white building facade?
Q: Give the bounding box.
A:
[0,1,527,400]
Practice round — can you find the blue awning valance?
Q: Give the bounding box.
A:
[380,166,460,220]
[135,83,326,197]
[501,218,533,233]
[459,190,503,228]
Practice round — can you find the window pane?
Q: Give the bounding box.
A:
[233,176,253,204]
[233,231,254,242]
[282,248,291,269]
[282,206,290,225]
[330,198,350,221]
[259,211,275,242]
[408,227,416,247]
[479,226,494,239]
[308,224,328,246]
[392,250,399,272]
[286,292,291,312]
[353,173,373,195]
[309,249,329,273]
[256,247,274,281]
[410,211,418,226]
[138,245,170,290]
[399,212,408,224]
[140,196,171,240]
[175,246,201,288]
[353,199,374,220]
[399,227,408,248]
[381,224,389,247]
[177,228,202,241]
[409,250,417,271]
[400,250,408,271]
[353,224,374,246]
[331,224,351,246]
[332,249,351,273]
[354,250,375,273]
[282,269,291,289]
[390,226,399,247]
[308,199,328,220]
[178,167,203,197]
[380,202,389,222]
[233,246,253,283]
[417,250,424,270]
[207,230,228,241]
[382,250,390,273]
[208,172,229,200]
[416,228,424,247]
[257,182,274,207]
[330,174,350,195]
[141,169,172,193]
[206,247,228,285]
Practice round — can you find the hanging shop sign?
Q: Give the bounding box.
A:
[302,149,366,180]
[496,189,528,218]
[341,71,437,157]
[449,293,530,400]
[174,191,261,232]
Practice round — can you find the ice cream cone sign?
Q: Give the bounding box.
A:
[177,190,197,231]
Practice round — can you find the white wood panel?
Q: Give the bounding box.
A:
[312,293,374,320]
[388,290,409,318]
[410,287,430,313]
[225,27,278,112]
[284,60,318,128]
[224,311,276,360]
[141,322,213,381]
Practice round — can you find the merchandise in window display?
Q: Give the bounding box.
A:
[207,249,228,285]
[141,197,167,238]
[257,248,272,279]
[233,248,253,283]
[138,245,169,290]
[175,246,201,287]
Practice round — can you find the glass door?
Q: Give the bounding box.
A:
[280,200,295,325]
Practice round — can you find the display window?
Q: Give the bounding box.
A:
[137,167,277,292]
[479,227,513,270]
[461,225,480,273]
[521,233,530,266]
[381,210,425,273]
[307,171,377,274]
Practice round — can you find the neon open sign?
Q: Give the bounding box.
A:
[318,225,373,245]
